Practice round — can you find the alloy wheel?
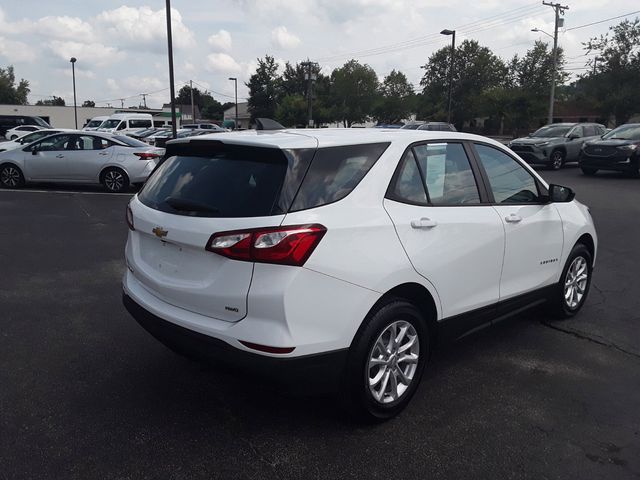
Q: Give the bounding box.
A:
[104,170,125,192]
[367,320,420,404]
[1,166,21,187]
[564,256,588,309]
[551,152,564,170]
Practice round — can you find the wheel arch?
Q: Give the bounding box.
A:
[576,233,595,265]
[99,164,129,182]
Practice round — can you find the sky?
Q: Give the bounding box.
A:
[0,0,638,109]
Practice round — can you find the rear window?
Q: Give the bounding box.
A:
[289,143,389,211]
[139,144,314,218]
[129,119,152,129]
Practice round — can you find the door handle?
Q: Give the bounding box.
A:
[55,154,64,158]
[411,217,438,229]
[504,214,522,223]
[98,152,109,155]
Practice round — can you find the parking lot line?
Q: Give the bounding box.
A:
[0,189,134,196]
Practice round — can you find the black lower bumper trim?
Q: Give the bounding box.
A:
[123,293,348,388]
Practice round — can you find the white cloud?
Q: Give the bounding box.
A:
[271,26,301,49]
[106,78,119,92]
[122,76,165,92]
[95,6,195,52]
[206,53,242,73]
[0,36,36,62]
[183,61,196,73]
[208,29,232,51]
[34,16,94,41]
[58,68,96,79]
[48,41,125,67]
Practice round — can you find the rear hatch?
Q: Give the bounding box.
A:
[127,139,315,322]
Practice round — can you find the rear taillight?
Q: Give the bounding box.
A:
[133,152,161,160]
[126,205,135,230]
[206,224,326,266]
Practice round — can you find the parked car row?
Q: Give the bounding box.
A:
[507,122,640,177]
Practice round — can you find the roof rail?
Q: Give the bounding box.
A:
[255,118,285,131]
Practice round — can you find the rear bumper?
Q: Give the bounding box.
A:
[123,292,348,387]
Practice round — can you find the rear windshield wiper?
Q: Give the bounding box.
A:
[164,196,220,214]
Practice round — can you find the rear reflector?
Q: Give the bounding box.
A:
[206,224,326,266]
[239,340,295,354]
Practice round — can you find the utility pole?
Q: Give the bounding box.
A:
[69,57,77,129]
[304,59,318,128]
[120,99,124,108]
[190,80,195,122]
[165,0,178,138]
[141,93,148,109]
[542,1,569,124]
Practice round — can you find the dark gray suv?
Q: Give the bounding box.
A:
[508,123,606,170]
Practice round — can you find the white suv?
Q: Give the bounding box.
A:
[123,129,597,420]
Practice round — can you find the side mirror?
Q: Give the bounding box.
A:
[31,148,38,155]
[548,184,575,203]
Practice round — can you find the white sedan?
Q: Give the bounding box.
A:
[5,125,44,140]
[0,128,75,153]
[0,132,164,192]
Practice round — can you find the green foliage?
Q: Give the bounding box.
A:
[247,55,281,120]
[275,94,307,127]
[82,100,95,107]
[36,96,65,106]
[574,18,640,123]
[330,60,378,127]
[0,65,30,105]
[373,70,415,124]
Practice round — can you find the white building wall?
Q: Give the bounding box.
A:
[0,105,119,128]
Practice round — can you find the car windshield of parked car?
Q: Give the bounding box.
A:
[101,119,121,129]
[34,117,50,127]
[531,126,572,138]
[602,125,640,140]
[112,135,149,147]
[86,120,103,128]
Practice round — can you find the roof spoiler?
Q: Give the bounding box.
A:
[255,118,285,131]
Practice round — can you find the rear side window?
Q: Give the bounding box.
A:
[129,120,152,129]
[139,145,314,218]
[289,143,389,211]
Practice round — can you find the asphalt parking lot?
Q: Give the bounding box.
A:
[1,166,639,480]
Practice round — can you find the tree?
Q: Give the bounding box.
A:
[176,85,203,108]
[419,40,507,128]
[0,65,30,105]
[82,100,95,107]
[247,55,281,121]
[574,18,640,124]
[330,60,378,127]
[35,96,65,106]
[275,94,307,127]
[373,70,415,124]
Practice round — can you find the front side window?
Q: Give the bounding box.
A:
[413,143,480,205]
[474,144,540,204]
[568,126,584,137]
[74,136,111,150]
[290,143,390,211]
[31,134,74,152]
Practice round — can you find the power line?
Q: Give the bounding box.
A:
[566,10,640,31]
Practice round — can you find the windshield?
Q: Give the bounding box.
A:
[602,124,640,141]
[87,120,103,128]
[101,119,121,129]
[531,125,572,138]
[112,135,149,147]
[34,117,51,128]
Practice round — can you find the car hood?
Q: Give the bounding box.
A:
[511,136,564,145]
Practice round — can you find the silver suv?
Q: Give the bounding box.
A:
[508,123,606,170]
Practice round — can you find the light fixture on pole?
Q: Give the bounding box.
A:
[69,57,77,129]
[440,29,455,125]
[539,2,569,124]
[165,0,177,138]
[531,28,554,39]
[228,77,238,130]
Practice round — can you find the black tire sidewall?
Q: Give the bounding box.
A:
[0,164,25,189]
[344,300,429,422]
[556,244,593,318]
[101,168,129,193]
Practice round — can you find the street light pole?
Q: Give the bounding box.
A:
[165,0,177,138]
[440,29,455,125]
[228,77,238,130]
[70,57,77,129]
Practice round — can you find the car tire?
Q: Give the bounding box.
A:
[547,243,593,319]
[101,167,129,193]
[342,299,429,422]
[550,150,565,170]
[0,163,25,189]
[581,167,597,176]
[10,135,18,140]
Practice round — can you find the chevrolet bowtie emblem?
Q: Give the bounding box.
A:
[152,226,168,239]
